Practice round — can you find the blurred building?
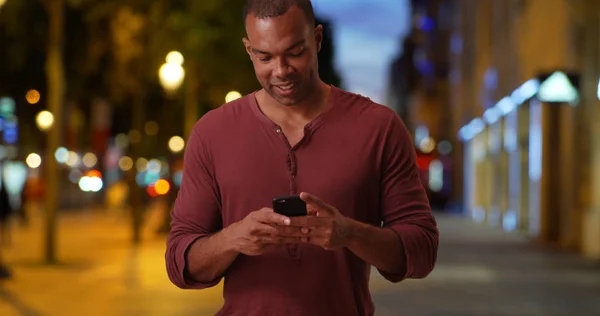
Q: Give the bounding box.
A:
[451,0,600,259]
[387,0,456,210]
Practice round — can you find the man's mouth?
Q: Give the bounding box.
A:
[274,82,297,91]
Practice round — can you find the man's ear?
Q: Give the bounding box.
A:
[314,25,323,53]
[242,37,252,58]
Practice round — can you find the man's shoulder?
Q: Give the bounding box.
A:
[192,94,254,136]
[334,87,399,125]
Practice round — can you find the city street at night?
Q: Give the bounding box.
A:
[2,0,600,314]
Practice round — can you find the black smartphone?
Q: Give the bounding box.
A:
[272,195,307,217]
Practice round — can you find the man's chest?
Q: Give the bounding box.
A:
[211,131,382,222]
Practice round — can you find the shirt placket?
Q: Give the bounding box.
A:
[274,125,302,259]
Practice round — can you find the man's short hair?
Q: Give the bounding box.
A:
[243,0,315,27]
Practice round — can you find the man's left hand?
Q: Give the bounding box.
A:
[288,192,354,250]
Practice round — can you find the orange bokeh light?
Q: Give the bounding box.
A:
[86,170,102,178]
[154,179,170,195]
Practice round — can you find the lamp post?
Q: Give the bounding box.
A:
[36,107,59,263]
[157,52,185,233]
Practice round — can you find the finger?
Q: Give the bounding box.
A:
[255,208,291,225]
[251,223,280,236]
[288,216,326,228]
[273,226,310,237]
[306,205,319,216]
[299,226,330,238]
[299,192,334,216]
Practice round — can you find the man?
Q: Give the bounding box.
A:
[165,0,439,315]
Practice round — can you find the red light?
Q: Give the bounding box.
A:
[146,184,159,197]
[416,154,434,170]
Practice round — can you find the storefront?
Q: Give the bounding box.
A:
[458,73,581,243]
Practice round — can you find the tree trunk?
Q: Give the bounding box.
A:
[184,59,199,141]
[128,90,146,245]
[43,0,65,264]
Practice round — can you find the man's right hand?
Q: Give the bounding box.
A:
[225,208,304,256]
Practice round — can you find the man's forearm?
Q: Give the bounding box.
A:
[185,226,239,284]
[345,219,406,274]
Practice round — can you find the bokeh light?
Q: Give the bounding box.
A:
[225,90,242,103]
[115,133,129,148]
[55,147,69,163]
[66,151,80,167]
[86,169,102,179]
[136,157,148,172]
[79,176,103,192]
[154,179,170,195]
[82,153,98,168]
[118,156,134,171]
[147,159,162,173]
[36,111,54,131]
[146,184,158,197]
[25,89,41,104]
[159,63,185,93]
[419,137,436,154]
[168,136,185,153]
[26,153,42,169]
[165,51,184,65]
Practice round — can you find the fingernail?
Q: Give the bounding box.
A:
[283,218,290,225]
[301,228,309,234]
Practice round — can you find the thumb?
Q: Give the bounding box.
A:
[300,192,334,216]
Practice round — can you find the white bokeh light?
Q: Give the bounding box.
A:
[26,153,42,169]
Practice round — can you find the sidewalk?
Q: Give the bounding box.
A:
[371,213,600,316]
[1,208,600,315]
[0,202,224,316]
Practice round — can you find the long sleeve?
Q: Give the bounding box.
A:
[378,113,439,282]
[165,124,223,289]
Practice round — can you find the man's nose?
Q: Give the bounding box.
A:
[273,58,292,78]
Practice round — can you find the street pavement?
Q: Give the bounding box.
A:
[1,204,599,316]
[371,215,600,316]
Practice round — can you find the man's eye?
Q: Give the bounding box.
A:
[289,50,304,57]
[259,56,271,62]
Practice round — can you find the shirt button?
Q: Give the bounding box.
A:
[275,128,282,133]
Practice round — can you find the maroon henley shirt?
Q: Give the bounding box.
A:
[166,86,439,316]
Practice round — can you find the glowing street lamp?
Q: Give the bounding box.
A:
[225,90,242,103]
[26,153,42,169]
[158,51,185,95]
[168,136,185,154]
[36,110,55,131]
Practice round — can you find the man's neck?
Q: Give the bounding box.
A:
[258,81,331,124]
